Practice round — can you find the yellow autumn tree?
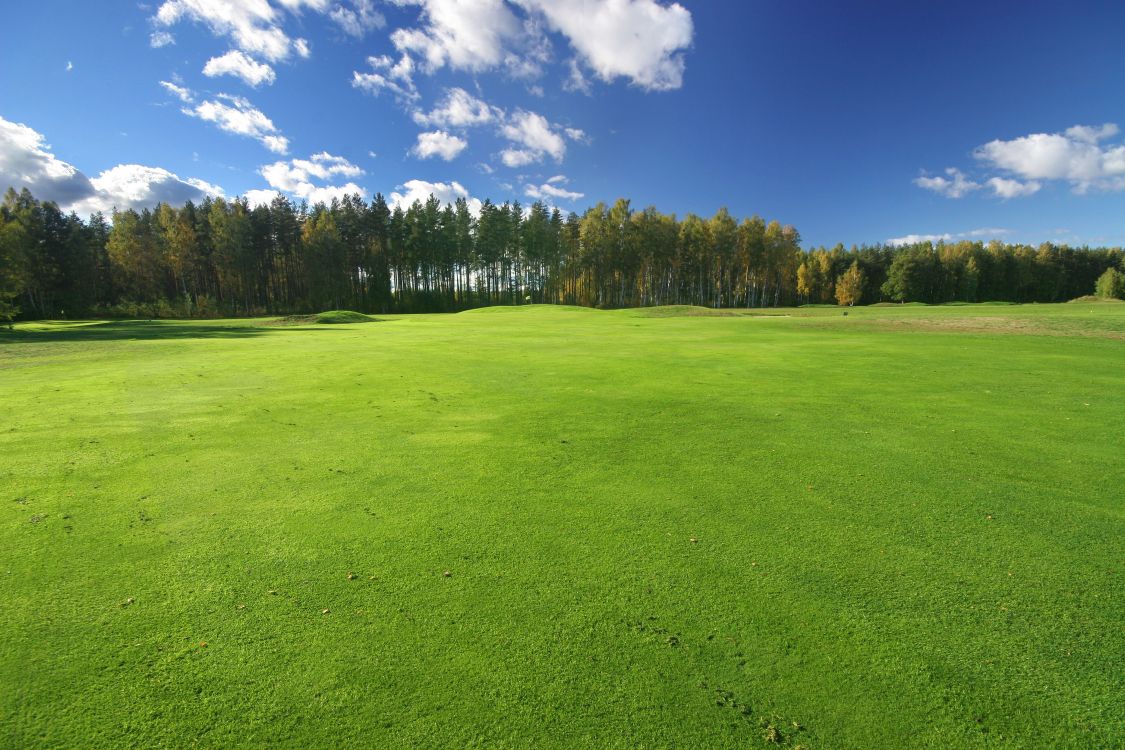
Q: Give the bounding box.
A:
[835,261,865,306]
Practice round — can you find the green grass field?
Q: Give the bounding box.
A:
[2,303,1123,748]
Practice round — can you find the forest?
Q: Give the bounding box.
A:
[1,186,1122,321]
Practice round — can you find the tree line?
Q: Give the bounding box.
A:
[1,186,1122,322]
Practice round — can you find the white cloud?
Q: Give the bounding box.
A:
[0,116,95,207]
[203,50,276,87]
[363,1,550,110]
[563,58,592,95]
[180,92,289,153]
[151,0,328,62]
[160,80,195,103]
[887,233,952,246]
[329,0,385,37]
[965,227,1012,238]
[301,182,365,205]
[515,0,693,90]
[564,127,588,143]
[412,130,468,161]
[500,148,538,168]
[499,109,566,164]
[0,115,223,215]
[150,30,175,47]
[258,152,365,204]
[261,152,363,192]
[243,188,283,207]
[372,0,692,96]
[76,165,225,214]
[524,177,583,202]
[412,87,499,128]
[1064,123,1119,144]
[352,54,419,102]
[389,178,482,214]
[974,123,1125,192]
[886,228,1011,247]
[388,0,524,74]
[914,167,979,198]
[66,61,74,72]
[917,123,1125,198]
[985,176,1041,199]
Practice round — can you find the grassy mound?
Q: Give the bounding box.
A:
[459,304,593,314]
[1068,295,1124,303]
[314,310,376,324]
[632,305,739,317]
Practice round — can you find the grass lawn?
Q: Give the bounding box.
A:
[1,302,1122,748]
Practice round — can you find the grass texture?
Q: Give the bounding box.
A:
[1,302,1122,748]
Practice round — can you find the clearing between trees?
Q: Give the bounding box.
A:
[1,302,1121,748]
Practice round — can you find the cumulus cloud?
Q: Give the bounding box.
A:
[412,131,468,161]
[301,183,366,205]
[352,1,550,109]
[243,188,284,207]
[388,0,525,74]
[352,54,419,102]
[515,0,693,90]
[329,0,385,37]
[0,115,223,215]
[500,148,538,168]
[260,152,364,199]
[974,123,1125,192]
[366,0,692,99]
[150,30,175,47]
[174,90,289,153]
[203,50,276,87]
[75,165,225,215]
[256,159,367,206]
[917,122,1125,199]
[985,176,1041,199]
[499,109,566,164]
[913,167,979,198]
[389,178,482,214]
[524,175,583,202]
[564,127,588,143]
[412,87,499,128]
[151,0,315,62]
[886,228,1011,247]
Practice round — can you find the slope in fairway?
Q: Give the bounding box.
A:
[1,304,1123,748]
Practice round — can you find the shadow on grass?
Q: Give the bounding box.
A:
[0,319,327,344]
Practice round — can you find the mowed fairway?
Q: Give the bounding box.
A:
[1,303,1123,749]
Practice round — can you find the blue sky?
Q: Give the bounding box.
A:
[2,0,1124,248]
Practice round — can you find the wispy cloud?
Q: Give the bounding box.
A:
[886,228,1011,247]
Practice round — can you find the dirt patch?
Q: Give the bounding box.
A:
[864,315,1125,340]
[259,315,319,327]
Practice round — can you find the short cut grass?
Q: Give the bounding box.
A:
[1,302,1122,748]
